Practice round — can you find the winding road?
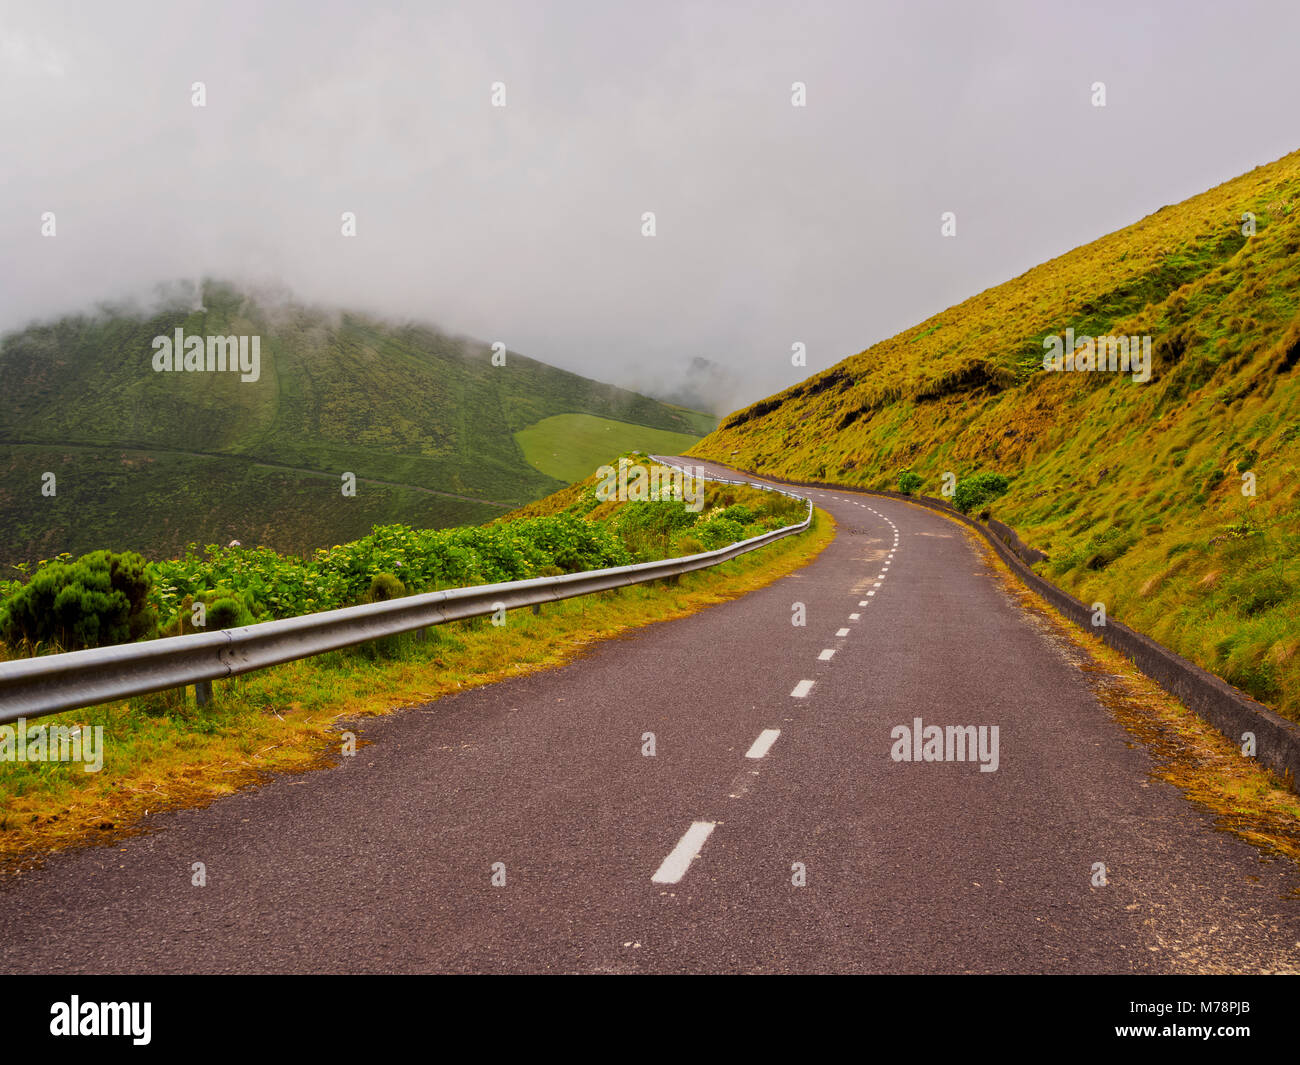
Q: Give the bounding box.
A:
[2,459,1297,974]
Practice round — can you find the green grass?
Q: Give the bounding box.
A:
[690,147,1300,720]
[514,413,705,483]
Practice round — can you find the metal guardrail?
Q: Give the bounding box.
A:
[0,463,812,721]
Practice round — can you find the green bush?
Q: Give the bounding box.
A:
[205,596,248,630]
[695,516,745,550]
[952,472,1010,513]
[0,482,799,645]
[671,534,706,556]
[0,549,156,652]
[617,501,699,560]
[718,504,755,525]
[897,469,923,495]
[368,572,406,602]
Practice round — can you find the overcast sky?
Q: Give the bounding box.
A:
[3,0,1297,412]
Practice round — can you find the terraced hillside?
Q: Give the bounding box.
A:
[690,149,1300,718]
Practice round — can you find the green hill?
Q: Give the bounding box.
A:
[0,280,713,566]
[690,149,1300,720]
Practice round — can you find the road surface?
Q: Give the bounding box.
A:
[3,459,1297,973]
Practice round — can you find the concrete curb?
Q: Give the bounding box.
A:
[727,465,1300,790]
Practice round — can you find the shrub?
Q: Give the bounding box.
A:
[617,501,699,560]
[368,572,406,602]
[206,596,247,630]
[695,516,745,550]
[952,472,1010,513]
[718,504,755,525]
[0,549,156,652]
[672,534,706,556]
[897,469,923,495]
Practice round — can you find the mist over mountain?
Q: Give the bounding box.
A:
[0,279,711,565]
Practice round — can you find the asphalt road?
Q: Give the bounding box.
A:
[3,459,1298,973]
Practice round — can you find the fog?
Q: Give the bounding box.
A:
[3,0,1297,413]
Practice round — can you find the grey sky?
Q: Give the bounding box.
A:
[3,0,1297,412]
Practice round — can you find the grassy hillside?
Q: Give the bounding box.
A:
[690,149,1300,719]
[514,413,705,483]
[0,280,710,566]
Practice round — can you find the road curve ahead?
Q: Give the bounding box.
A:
[2,459,1298,974]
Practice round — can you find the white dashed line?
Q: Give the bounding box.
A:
[791,679,815,698]
[745,729,781,759]
[836,627,850,636]
[651,821,716,884]
[849,612,860,620]
[859,600,869,606]
[818,649,835,661]
[867,590,876,597]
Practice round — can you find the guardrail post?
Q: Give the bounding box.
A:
[195,679,212,707]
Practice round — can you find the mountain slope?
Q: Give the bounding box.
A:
[0,281,713,565]
[690,149,1300,718]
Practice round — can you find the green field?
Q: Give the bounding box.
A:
[514,413,706,484]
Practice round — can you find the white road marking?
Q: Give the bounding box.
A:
[651,821,716,884]
[791,679,815,698]
[836,627,850,636]
[818,648,835,660]
[873,581,882,587]
[849,612,860,619]
[859,600,869,606]
[867,590,876,596]
[745,728,781,759]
